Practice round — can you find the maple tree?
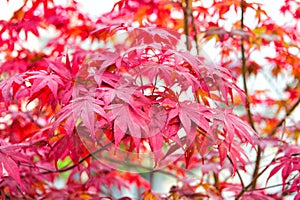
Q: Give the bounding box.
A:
[0,0,300,199]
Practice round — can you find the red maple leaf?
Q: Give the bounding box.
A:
[0,141,31,187]
[52,95,107,138]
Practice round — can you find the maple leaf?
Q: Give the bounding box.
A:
[19,17,41,39]
[0,59,30,74]
[241,191,277,200]
[49,131,86,165]
[0,141,31,188]
[267,145,300,190]
[90,24,128,41]
[52,96,107,138]
[213,109,256,146]
[0,74,25,104]
[87,51,120,72]
[47,58,73,80]
[131,27,181,47]
[66,162,129,193]
[167,49,245,105]
[285,175,300,194]
[100,81,150,106]
[142,190,160,200]
[145,105,168,161]
[0,152,22,186]
[226,140,249,172]
[137,62,177,86]
[26,70,64,100]
[108,103,149,150]
[178,101,211,144]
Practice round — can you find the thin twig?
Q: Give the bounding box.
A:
[103,156,179,179]
[21,141,181,180]
[41,142,113,174]
[248,180,291,192]
[268,97,300,136]
[235,171,296,200]
[227,156,245,188]
[235,159,273,199]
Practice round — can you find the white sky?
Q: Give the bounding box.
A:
[0,0,117,20]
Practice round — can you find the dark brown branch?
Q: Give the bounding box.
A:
[213,172,220,189]
[240,4,255,131]
[183,0,190,50]
[190,6,199,55]
[239,0,261,193]
[251,147,261,189]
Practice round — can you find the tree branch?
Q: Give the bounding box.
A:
[240,2,255,132]
[248,180,292,192]
[22,140,181,180]
[240,0,261,192]
[235,170,296,199]
[41,142,113,174]
[237,96,300,198]
[190,6,199,55]
[237,72,300,198]
[183,0,190,50]
[268,97,300,136]
[235,159,273,199]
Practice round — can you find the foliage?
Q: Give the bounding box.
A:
[0,0,300,199]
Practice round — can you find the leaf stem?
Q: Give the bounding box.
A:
[152,74,158,96]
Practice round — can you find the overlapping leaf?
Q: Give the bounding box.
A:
[0,141,31,187]
[52,95,107,138]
